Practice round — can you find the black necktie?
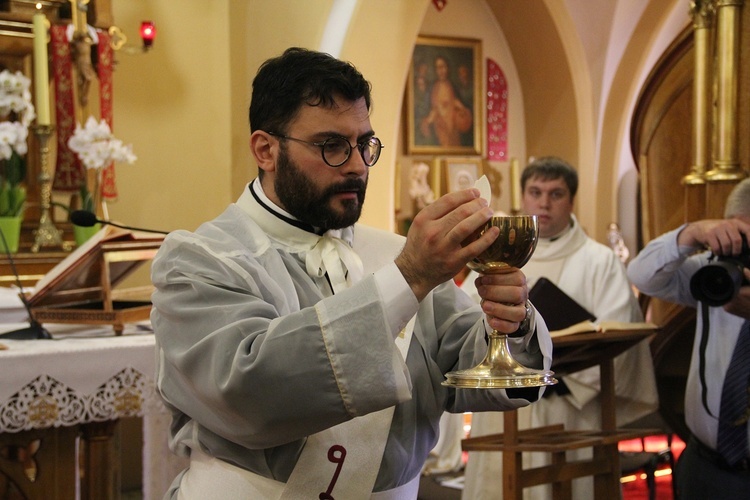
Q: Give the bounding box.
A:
[716,319,750,466]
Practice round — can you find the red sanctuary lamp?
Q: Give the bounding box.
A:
[140,21,156,50]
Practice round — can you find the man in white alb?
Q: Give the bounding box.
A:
[151,48,553,499]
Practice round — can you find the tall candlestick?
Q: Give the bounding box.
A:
[32,7,51,126]
[32,125,69,252]
[510,157,521,213]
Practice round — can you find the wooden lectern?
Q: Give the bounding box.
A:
[26,227,163,335]
[462,327,660,500]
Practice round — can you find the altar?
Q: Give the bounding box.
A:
[0,320,186,499]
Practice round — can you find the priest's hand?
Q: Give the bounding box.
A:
[474,271,530,334]
[395,188,498,302]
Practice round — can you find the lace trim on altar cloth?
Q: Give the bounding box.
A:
[0,367,165,433]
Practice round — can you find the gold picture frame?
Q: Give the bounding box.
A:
[406,35,482,156]
[444,157,483,194]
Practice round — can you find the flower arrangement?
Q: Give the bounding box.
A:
[67,116,137,213]
[0,69,35,217]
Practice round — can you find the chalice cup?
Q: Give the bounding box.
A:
[443,215,558,389]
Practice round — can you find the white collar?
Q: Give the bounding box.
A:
[236,181,362,293]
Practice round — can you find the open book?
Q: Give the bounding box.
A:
[528,277,657,337]
[549,320,658,338]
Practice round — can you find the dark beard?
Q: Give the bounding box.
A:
[274,146,367,231]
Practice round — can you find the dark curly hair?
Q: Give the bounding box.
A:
[249,47,372,136]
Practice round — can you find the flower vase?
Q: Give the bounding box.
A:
[73,223,101,246]
[0,216,22,253]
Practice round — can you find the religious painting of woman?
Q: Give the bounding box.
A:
[406,36,482,156]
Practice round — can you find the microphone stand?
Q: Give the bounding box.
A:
[99,219,169,235]
[0,228,52,340]
[70,210,170,235]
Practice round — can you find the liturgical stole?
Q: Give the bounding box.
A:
[179,223,418,498]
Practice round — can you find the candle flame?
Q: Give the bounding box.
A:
[35,2,42,10]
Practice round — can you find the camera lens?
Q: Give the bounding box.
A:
[689,260,744,306]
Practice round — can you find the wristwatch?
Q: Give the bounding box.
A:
[510,300,533,337]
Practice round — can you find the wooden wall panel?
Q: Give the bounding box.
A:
[630,4,750,444]
[639,87,692,244]
[631,27,693,247]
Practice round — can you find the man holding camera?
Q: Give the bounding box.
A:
[627,178,750,499]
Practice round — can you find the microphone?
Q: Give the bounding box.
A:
[70,210,169,235]
[0,228,52,340]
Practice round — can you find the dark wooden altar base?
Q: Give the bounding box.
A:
[0,425,79,499]
[0,421,121,500]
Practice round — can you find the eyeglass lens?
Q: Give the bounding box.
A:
[323,137,382,167]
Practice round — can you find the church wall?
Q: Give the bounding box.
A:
[110,0,233,235]
[104,0,695,283]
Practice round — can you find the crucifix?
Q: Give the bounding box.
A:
[69,0,95,116]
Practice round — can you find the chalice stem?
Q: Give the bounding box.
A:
[480,331,535,376]
[485,331,516,370]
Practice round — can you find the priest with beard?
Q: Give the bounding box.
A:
[150,47,552,499]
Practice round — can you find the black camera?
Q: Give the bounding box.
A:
[690,239,750,306]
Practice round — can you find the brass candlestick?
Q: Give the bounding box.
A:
[31,125,68,252]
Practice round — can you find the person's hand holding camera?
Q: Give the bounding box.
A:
[678,218,750,256]
[682,218,750,307]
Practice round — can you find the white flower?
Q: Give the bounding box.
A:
[68,116,137,170]
[0,70,35,122]
[0,121,28,160]
[0,69,35,154]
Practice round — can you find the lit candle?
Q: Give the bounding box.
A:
[510,157,521,212]
[32,5,51,126]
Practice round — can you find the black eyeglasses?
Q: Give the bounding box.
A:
[268,132,383,167]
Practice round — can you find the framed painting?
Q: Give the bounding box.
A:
[406,35,482,156]
[444,157,483,194]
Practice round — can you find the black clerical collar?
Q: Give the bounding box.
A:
[248,180,320,235]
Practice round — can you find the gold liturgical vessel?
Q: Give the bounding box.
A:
[443,215,558,389]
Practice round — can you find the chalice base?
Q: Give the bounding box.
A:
[442,333,558,389]
[442,364,558,389]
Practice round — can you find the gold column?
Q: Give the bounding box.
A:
[683,0,715,185]
[705,0,746,181]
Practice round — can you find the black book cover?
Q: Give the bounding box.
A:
[528,277,596,331]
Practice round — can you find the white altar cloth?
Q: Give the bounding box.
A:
[0,324,158,432]
[0,321,186,499]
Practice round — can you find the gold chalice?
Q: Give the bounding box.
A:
[443,215,558,389]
